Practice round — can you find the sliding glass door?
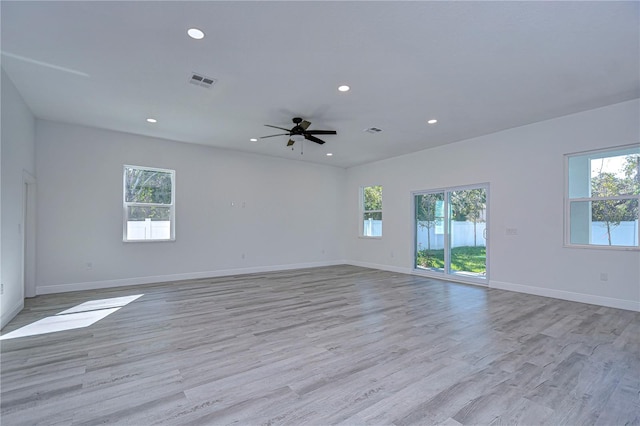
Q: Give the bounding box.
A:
[414,185,488,282]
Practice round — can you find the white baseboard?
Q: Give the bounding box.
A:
[346,260,414,275]
[346,261,639,312]
[35,260,640,312]
[490,280,639,312]
[36,260,346,295]
[1,299,25,330]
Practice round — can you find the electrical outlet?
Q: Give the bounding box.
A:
[600,272,608,282]
[1,283,4,295]
[506,228,518,236]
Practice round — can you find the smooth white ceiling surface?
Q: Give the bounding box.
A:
[2,1,638,167]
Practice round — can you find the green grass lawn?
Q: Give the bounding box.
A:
[416,246,486,274]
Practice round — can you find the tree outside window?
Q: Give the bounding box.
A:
[362,185,382,237]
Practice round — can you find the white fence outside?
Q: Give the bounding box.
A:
[126,218,637,245]
[127,219,170,240]
[416,220,486,250]
[413,219,638,249]
[363,219,383,237]
[590,221,638,246]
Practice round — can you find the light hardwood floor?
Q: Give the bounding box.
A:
[1,265,638,425]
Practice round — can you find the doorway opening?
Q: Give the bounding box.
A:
[22,172,36,298]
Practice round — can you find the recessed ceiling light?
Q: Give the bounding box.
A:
[146,118,157,123]
[187,28,205,40]
[250,138,258,142]
[338,85,350,92]
[427,119,438,124]
[326,153,333,156]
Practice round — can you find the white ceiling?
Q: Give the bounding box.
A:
[2,1,638,168]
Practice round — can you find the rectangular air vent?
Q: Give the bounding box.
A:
[189,72,217,88]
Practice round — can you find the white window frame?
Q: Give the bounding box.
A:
[564,144,639,250]
[123,165,175,242]
[360,185,383,238]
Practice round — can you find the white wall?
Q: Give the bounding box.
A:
[345,99,640,311]
[35,121,346,293]
[8,93,639,317]
[1,68,36,328]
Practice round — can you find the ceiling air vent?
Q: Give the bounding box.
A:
[189,72,217,89]
[364,127,383,134]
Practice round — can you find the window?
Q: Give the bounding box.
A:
[566,145,639,248]
[123,165,175,242]
[361,185,382,237]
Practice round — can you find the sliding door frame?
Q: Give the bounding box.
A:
[412,183,490,286]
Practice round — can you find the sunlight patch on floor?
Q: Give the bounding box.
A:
[0,294,143,340]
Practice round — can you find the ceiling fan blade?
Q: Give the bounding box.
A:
[304,134,325,145]
[260,133,289,139]
[305,130,337,135]
[300,120,311,130]
[286,139,295,147]
[264,124,291,132]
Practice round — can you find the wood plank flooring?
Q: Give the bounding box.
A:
[1,265,638,425]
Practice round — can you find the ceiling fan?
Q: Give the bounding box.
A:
[261,117,337,147]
